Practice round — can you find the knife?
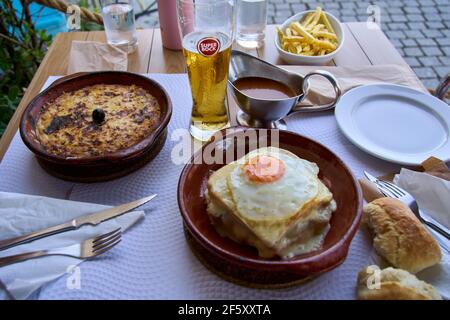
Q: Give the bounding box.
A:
[0,194,157,251]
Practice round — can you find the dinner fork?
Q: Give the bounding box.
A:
[364,171,450,242]
[0,228,121,268]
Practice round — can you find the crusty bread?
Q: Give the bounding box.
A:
[363,197,441,273]
[357,265,442,300]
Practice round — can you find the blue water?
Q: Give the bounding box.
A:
[11,0,68,37]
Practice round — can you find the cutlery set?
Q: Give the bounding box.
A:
[0,194,157,267]
[0,228,122,267]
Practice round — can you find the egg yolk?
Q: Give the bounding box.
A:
[243,155,286,183]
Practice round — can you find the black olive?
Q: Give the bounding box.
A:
[92,108,105,124]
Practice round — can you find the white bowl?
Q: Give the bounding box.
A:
[275,10,345,65]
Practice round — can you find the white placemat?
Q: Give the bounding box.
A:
[0,74,438,299]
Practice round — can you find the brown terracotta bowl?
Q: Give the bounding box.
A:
[19,71,172,182]
[178,127,362,287]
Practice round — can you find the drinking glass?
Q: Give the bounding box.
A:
[177,0,235,141]
[236,0,267,48]
[101,0,138,53]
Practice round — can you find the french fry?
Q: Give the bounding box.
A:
[283,36,307,43]
[313,39,336,51]
[305,12,318,28]
[307,7,322,29]
[301,12,315,26]
[320,11,335,33]
[312,31,337,41]
[276,26,284,41]
[310,24,323,34]
[291,22,316,43]
[286,27,292,37]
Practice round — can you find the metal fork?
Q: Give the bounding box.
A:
[0,228,121,268]
[364,172,450,241]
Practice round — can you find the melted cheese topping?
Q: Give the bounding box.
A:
[205,147,337,259]
[36,84,161,158]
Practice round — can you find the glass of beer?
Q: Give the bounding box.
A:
[177,0,235,141]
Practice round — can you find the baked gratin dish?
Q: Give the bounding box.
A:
[36,84,161,158]
[20,71,172,182]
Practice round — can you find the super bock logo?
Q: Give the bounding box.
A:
[197,37,221,56]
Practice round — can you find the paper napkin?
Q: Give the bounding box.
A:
[67,41,128,74]
[394,168,450,229]
[282,64,429,107]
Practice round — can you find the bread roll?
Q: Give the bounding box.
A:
[357,265,442,300]
[363,197,441,273]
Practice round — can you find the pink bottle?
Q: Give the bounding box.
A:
[157,0,182,50]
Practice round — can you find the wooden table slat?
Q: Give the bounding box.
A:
[256,25,284,65]
[0,23,423,161]
[148,28,185,73]
[131,29,154,73]
[332,24,372,66]
[346,22,408,67]
[85,30,107,42]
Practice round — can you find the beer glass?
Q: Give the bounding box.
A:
[177,0,235,141]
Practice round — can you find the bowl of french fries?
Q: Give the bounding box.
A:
[276,7,344,65]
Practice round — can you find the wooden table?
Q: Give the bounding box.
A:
[0,23,416,161]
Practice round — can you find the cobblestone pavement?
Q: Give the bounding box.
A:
[266,0,450,89]
[137,0,449,89]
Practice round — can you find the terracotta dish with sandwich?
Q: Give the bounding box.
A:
[178,127,362,287]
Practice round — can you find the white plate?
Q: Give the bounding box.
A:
[335,84,450,166]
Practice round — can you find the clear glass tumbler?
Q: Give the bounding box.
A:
[101,0,138,53]
[236,0,267,48]
[177,0,235,141]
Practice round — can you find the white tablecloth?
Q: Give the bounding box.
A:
[0,74,428,299]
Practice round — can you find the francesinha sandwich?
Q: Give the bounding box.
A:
[205,147,336,259]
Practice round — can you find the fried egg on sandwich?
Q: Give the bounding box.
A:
[205,147,336,259]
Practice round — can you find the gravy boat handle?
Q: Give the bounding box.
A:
[290,70,341,113]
